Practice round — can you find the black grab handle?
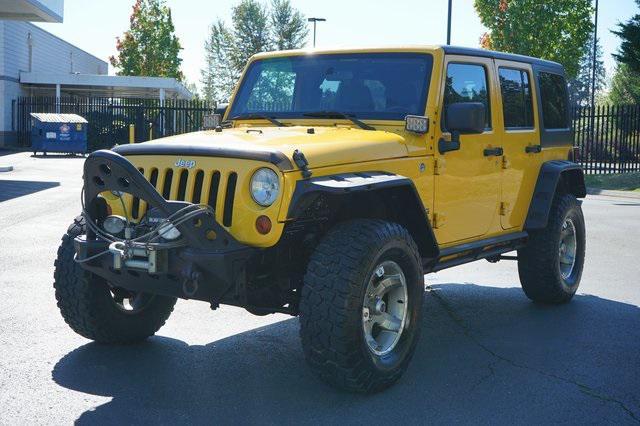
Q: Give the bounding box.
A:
[483,147,504,157]
[525,144,542,153]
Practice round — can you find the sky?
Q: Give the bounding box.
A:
[36,0,637,91]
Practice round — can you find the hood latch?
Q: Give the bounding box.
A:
[293,149,312,179]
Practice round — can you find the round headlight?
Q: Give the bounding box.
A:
[250,168,279,206]
[103,215,126,235]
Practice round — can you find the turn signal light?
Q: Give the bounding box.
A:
[256,215,272,235]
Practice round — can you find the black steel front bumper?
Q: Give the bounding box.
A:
[75,149,255,304]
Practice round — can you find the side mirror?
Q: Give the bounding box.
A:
[446,102,486,134]
[439,102,486,154]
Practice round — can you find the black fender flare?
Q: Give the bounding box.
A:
[286,172,439,260]
[524,160,586,230]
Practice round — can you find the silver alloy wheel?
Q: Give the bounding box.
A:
[559,218,577,280]
[362,260,409,356]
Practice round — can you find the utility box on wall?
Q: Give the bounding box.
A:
[30,113,88,155]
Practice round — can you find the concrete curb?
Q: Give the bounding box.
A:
[0,166,13,172]
[587,188,640,199]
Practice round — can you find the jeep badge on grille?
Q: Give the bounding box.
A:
[175,159,196,169]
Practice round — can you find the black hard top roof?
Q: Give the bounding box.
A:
[442,45,565,73]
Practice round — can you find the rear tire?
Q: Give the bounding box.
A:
[299,219,424,393]
[518,194,585,304]
[53,216,177,344]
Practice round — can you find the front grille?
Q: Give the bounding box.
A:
[129,167,238,227]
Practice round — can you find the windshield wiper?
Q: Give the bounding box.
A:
[302,111,375,131]
[230,113,287,127]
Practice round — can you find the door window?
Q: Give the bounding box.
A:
[498,68,534,129]
[444,63,491,129]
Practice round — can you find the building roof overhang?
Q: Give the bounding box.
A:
[0,0,63,23]
[19,72,193,99]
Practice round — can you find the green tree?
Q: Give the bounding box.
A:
[568,34,606,106]
[608,64,640,104]
[202,20,238,102]
[270,0,308,50]
[612,1,640,73]
[474,0,593,78]
[183,80,201,100]
[230,0,272,73]
[110,0,183,80]
[201,0,308,102]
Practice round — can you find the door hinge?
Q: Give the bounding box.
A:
[502,155,510,169]
[499,202,510,216]
[433,212,445,228]
[434,157,445,175]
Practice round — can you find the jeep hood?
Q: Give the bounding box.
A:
[112,126,409,171]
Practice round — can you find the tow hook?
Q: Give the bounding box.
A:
[181,268,201,298]
[108,241,129,259]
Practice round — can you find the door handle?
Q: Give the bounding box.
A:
[483,147,503,157]
[525,144,542,153]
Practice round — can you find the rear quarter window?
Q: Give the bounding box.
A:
[538,72,569,129]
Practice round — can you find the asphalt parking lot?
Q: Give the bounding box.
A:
[1,151,639,425]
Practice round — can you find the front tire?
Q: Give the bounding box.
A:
[299,220,424,393]
[518,194,586,304]
[53,217,177,344]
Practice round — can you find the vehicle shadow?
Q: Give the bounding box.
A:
[52,284,640,425]
[0,180,60,202]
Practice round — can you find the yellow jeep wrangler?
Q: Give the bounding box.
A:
[54,46,586,393]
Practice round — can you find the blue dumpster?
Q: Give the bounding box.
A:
[30,113,88,155]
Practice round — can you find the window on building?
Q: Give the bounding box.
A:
[444,63,491,129]
[538,72,569,129]
[499,67,534,129]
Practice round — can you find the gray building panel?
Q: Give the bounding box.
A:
[0,20,107,146]
[0,22,4,73]
[1,20,107,78]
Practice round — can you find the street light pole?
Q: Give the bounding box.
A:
[308,17,326,48]
[447,0,452,45]
[590,0,599,110]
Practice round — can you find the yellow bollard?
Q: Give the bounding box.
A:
[129,124,135,144]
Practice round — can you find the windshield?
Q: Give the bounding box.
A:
[228,53,433,121]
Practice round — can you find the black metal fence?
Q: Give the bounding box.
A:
[14,97,640,174]
[573,105,640,174]
[16,97,214,151]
